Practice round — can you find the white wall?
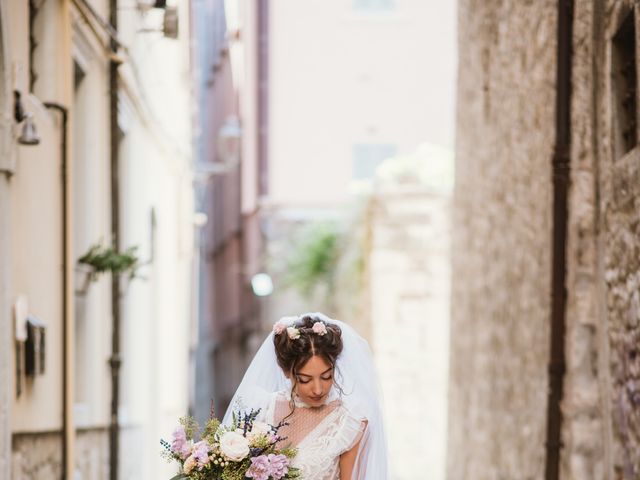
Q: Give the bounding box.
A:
[268,0,457,208]
[117,3,193,479]
[8,0,68,434]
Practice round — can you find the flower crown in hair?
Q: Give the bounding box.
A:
[272,316,328,339]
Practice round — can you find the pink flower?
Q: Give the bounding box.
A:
[268,453,290,480]
[171,426,192,459]
[246,455,270,480]
[272,320,287,335]
[312,322,327,336]
[192,440,210,468]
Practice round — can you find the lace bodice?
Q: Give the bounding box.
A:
[262,391,365,480]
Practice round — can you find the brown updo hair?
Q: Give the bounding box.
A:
[273,314,343,383]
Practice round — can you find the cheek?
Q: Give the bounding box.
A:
[295,382,310,396]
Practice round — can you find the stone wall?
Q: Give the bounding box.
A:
[451,0,640,479]
[561,1,606,479]
[75,428,109,480]
[593,2,640,478]
[368,183,450,480]
[449,1,557,478]
[12,432,62,479]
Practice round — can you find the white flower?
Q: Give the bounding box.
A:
[287,327,300,340]
[183,454,197,474]
[247,421,272,443]
[219,431,250,461]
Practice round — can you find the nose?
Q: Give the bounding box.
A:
[312,379,323,396]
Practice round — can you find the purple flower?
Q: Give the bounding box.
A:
[246,455,270,480]
[171,426,192,459]
[192,440,210,468]
[268,453,290,480]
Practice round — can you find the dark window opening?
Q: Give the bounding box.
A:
[612,10,638,157]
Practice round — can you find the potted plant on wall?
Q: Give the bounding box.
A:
[76,241,141,295]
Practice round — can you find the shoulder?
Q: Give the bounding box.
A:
[336,400,367,425]
[334,403,368,454]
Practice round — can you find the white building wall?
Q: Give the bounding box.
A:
[268,0,456,208]
[265,3,456,478]
[117,3,193,479]
[8,0,69,436]
[4,1,194,478]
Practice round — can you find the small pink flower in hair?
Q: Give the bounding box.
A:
[312,322,327,336]
[272,320,287,335]
[287,327,301,340]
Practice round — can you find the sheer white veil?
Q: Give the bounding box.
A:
[222,312,389,480]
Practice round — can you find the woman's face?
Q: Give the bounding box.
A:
[294,355,334,407]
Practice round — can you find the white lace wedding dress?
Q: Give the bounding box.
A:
[260,390,366,480]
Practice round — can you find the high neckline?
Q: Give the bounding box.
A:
[284,387,338,409]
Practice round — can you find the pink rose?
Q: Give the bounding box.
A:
[312,322,327,336]
[272,320,287,335]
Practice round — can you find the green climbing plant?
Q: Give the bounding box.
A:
[284,223,342,299]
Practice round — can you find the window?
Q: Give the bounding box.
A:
[352,143,397,180]
[612,10,637,157]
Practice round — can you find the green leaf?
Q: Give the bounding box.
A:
[169,474,189,480]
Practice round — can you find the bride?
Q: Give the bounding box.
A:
[223,312,388,480]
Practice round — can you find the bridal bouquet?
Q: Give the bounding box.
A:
[161,408,300,480]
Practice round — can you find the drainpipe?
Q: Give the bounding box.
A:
[108,1,121,479]
[544,1,573,480]
[0,173,11,480]
[42,103,72,480]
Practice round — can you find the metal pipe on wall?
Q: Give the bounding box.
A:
[108,1,121,479]
[545,1,574,479]
[43,102,72,480]
[0,173,12,480]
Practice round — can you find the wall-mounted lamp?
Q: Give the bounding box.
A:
[136,2,178,39]
[14,90,40,146]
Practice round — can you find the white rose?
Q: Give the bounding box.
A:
[287,327,300,340]
[219,431,250,461]
[247,421,271,442]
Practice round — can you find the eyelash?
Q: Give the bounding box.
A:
[297,375,332,384]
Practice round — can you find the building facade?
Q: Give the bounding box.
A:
[1,1,194,478]
[191,0,267,423]
[449,1,640,479]
[366,147,453,480]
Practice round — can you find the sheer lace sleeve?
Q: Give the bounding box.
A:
[336,409,367,455]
